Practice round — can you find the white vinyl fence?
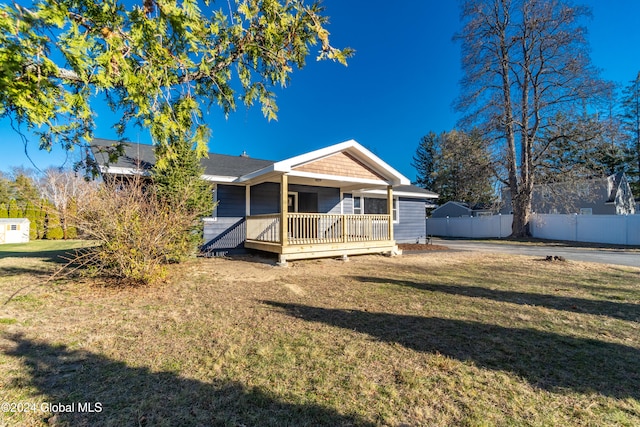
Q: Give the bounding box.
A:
[426,214,513,239]
[426,214,640,246]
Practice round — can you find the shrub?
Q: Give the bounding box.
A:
[43,202,64,240]
[71,176,208,285]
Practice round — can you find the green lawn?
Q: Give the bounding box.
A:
[0,240,95,260]
[0,249,639,426]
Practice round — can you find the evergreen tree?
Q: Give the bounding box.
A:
[153,139,213,217]
[12,173,40,206]
[0,0,351,175]
[414,130,495,206]
[65,198,78,239]
[412,132,439,190]
[36,201,47,239]
[8,199,21,218]
[0,174,11,204]
[43,201,64,240]
[152,137,214,261]
[0,202,7,218]
[537,112,628,183]
[24,202,39,240]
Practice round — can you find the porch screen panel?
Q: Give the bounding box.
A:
[364,198,387,215]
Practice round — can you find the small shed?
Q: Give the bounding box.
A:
[431,201,474,218]
[0,218,30,244]
[431,201,495,218]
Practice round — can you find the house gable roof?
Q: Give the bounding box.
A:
[91,138,415,189]
[240,139,411,186]
[606,171,628,203]
[432,201,473,216]
[91,139,274,181]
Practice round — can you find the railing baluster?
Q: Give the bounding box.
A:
[246,213,392,245]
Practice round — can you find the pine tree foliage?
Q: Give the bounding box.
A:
[0,0,352,174]
[43,200,64,240]
[24,202,40,240]
[153,138,214,261]
[414,130,495,206]
[412,133,438,190]
[8,199,21,218]
[536,112,628,183]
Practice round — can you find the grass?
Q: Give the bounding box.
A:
[0,240,95,259]
[437,236,640,252]
[0,242,639,426]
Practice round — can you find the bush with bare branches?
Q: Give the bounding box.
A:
[71,176,209,285]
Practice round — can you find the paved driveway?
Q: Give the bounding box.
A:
[432,238,640,268]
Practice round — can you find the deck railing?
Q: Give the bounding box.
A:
[246,213,391,245]
[246,213,281,243]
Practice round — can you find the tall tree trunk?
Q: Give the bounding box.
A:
[494,0,527,237]
[636,74,640,190]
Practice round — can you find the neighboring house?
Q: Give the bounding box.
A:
[0,218,30,244]
[431,201,495,218]
[500,172,636,215]
[92,139,438,263]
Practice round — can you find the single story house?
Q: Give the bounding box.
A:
[431,201,495,218]
[500,172,636,215]
[92,139,438,263]
[0,218,30,244]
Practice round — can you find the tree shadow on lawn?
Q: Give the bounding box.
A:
[0,265,58,279]
[263,301,640,400]
[0,248,73,260]
[2,333,373,427]
[353,276,640,323]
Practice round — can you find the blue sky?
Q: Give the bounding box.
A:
[1,0,639,181]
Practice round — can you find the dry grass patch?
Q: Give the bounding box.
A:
[0,247,639,426]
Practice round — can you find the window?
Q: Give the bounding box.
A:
[10,224,18,231]
[352,196,398,222]
[353,196,362,214]
[392,198,398,222]
[364,198,387,215]
[579,208,592,215]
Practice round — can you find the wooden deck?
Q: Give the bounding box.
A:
[245,213,400,263]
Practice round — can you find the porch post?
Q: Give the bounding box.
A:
[245,185,251,216]
[281,174,288,247]
[387,185,394,241]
